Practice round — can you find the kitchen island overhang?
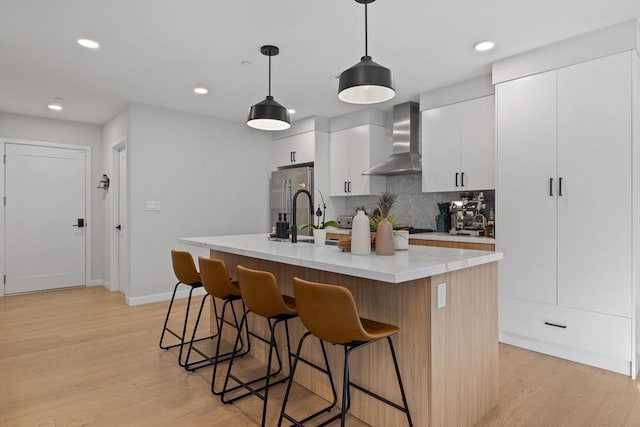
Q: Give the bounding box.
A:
[179,234,502,283]
[180,234,503,427]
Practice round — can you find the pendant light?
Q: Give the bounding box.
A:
[247,45,291,131]
[338,0,395,104]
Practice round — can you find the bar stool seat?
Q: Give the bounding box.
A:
[221,265,336,427]
[278,277,413,427]
[159,250,218,367]
[182,257,251,382]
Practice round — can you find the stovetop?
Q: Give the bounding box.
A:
[400,227,435,234]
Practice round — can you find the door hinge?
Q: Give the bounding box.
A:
[3,275,6,285]
[3,154,6,164]
[3,196,5,206]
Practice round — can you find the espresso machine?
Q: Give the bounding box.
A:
[449,198,487,236]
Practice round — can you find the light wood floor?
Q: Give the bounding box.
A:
[1,287,640,427]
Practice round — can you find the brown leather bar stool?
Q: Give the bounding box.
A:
[221,265,318,427]
[279,277,413,427]
[182,257,251,384]
[159,250,219,367]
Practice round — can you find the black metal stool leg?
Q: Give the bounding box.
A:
[211,299,248,394]
[388,336,413,427]
[340,346,351,427]
[158,282,181,349]
[278,333,338,427]
[183,293,210,369]
[260,319,278,427]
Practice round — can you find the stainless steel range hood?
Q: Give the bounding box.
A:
[363,101,421,175]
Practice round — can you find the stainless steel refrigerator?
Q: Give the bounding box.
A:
[270,166,314,237]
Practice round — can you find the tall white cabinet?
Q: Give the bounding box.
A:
[496,50,639,376]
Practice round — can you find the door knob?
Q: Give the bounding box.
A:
[72,218,85,227]
[115,225,122,230]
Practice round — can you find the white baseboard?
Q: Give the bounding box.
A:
[125,287,207,307]
[500,331,631,376]
[87,279,105,287]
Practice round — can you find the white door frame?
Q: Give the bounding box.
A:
[109,139,128,296]
[0,137,92,297]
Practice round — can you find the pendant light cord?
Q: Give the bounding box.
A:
[268,54,272,96]
[364,1,368,56]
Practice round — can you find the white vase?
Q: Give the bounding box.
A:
[394,230,409,250]
[313,228,326,246]
[351,210,371,255]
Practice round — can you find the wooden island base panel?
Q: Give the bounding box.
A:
[182,234,502,427]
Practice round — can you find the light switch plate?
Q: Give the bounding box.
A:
[146,200,161,211]
[437,283,446,309]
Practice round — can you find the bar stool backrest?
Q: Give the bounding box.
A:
[198,257,239,299]
[293,277,370,345]
[237,265,297,318]
[171,250,201,285]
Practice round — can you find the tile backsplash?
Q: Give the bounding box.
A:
[343,174,494,229]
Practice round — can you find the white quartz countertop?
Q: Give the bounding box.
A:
[179,234,503,284]
[326,228,495,245]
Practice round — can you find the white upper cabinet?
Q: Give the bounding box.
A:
[272,130,316,167]
[329,124,386,196]
[422,95,495,193]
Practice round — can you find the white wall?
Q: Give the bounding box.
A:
[0,111,104,282]
[125,104,272,304]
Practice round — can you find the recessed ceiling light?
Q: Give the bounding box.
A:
[78,38,100,49]
[47,98,64,111]
[288,109,296,114]
[474,40,495,52]
[194,87,209,95]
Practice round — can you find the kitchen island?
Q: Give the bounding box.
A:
[180,234,503,427]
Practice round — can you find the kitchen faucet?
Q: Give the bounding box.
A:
[290,188,313,243]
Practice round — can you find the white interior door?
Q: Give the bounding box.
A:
[4,143,86,294]
[117,148,128,294]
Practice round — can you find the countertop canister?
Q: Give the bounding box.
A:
[351,210,371,255]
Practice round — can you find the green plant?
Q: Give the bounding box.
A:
[370,191,399,231]
[369,213,398,230]
[376,191,397,217]
[298,190,338,231]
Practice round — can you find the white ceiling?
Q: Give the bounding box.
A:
[0,0,639,125]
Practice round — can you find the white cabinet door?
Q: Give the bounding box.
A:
[422,105,461,192]
[348,126,376,195]
[272,131,315,167]
[329,128,351,195]
[496,70,558,305]
[557,52,632,317]
[460,95,495,191]
[329,125,386,196]
[422,95,495,193]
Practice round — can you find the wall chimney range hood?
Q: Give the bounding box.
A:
[362,101,421,175]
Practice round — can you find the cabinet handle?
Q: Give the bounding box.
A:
[544,321,567,329]
[344,181,347,193]
[549,178,553,196]
[455,172,459,187]
[461,172,465,187]
[558,177,563,196]
[290,151,294,163]
[348,181,351,193]
[292,151,296,163]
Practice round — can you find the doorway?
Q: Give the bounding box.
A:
[3,140,90,294]
[110,142,128,296]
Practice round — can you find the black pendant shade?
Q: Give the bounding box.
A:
[338,0,395,104]
[247,95,290,131]
[247,45,291,131]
